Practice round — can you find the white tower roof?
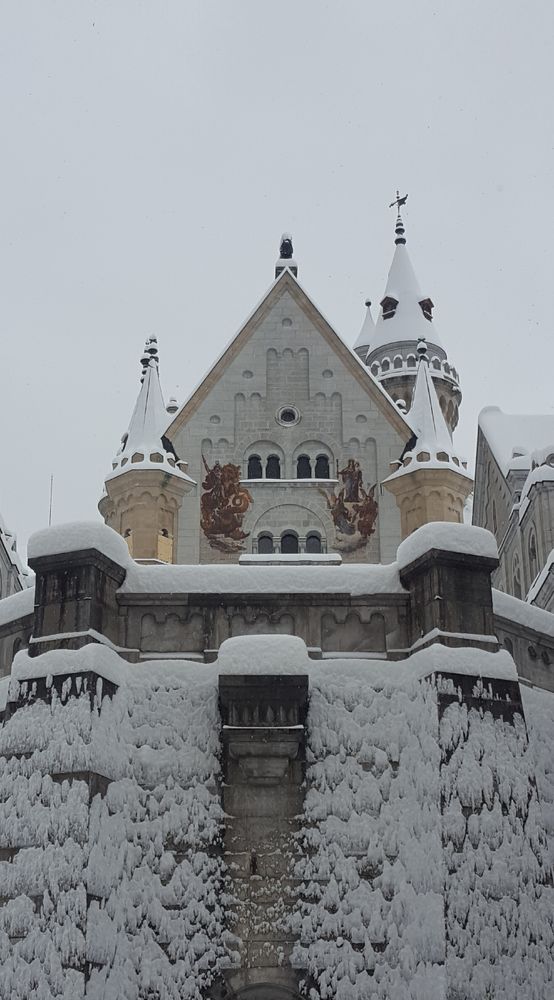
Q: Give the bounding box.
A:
[385,340,469,483]
[106,338,194,484]
[368,208,444,356]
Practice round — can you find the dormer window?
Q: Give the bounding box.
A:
[419,298,434,320]
[381,296,398,319]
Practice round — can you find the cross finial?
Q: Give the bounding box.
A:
[389,190,408,245]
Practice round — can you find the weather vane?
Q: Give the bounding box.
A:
[389,190,408,210]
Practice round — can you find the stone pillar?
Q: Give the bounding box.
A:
[27,523,129,656]
[219,671,309,997]
[397,524,500,651]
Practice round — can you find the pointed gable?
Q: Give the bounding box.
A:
[165,269,411,442]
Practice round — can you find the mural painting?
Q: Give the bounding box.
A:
[201,457,253,553]
[321,458,378,553]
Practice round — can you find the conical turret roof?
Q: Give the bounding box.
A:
[367,209,444,356]
[385,340,470,483]
[106,338,194,484]
[353,299,375,357]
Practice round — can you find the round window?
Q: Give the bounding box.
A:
[277,406,299,425]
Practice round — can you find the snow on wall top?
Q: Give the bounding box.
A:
[397,522,498,571]
[478,406,554,476]
[28,521,131,568]
[217,634,311,674]
[493,587,554,639]
[120,559,405,596]
[0,585,34,628]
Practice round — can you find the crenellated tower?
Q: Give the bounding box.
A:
[358,195,462,432]
[98,337,195,562]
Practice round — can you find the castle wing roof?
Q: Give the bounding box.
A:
[478,407,554,476]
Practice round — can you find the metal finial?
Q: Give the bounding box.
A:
[389,190,408,245]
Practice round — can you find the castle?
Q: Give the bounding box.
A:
[0,206,553,1000]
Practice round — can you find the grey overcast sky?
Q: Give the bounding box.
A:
[1,1,553,557]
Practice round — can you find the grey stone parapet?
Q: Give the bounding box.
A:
[28,548,127,656]
[399,547,500,651]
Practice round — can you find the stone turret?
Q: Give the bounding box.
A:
[362,201,462,431]
[98,337,195,562]
[383,339,472,538]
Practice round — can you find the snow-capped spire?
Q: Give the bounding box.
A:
[383,337,472,537]
[368,206,444,353]
[388,339,468,477]
[408,339,455,454]
[106,338,193,484]
[275,232,298,278]
[353,298,375,360]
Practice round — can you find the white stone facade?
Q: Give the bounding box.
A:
[167,273,411,564]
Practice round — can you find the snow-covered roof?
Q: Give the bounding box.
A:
[353,300,375,353]
[367,240,445,356]
[493,587,554,639]
[0,585,34,628]
[106,337,195,485]
[478,406,554,477]
[519,462,554,521]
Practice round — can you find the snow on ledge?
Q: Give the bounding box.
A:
[28,521,131,568]
[239,552,342,566]
[0,585,34,627]
[407,642,518,681]
[397,522,498,571]
[217,634,311,674]
[11,643,129,688]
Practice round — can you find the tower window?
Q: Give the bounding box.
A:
[419,297,434,320]
[296,455,312,479]
[281,532,299,554]
[306,532,322,554]
[381,296,398,319]
[266,454,281,479]
[314,454,330,479]
[257,533,274,554]
[247,454,263,478]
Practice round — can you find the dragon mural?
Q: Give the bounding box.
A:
[321,458,378,553]
[200,457,253,553]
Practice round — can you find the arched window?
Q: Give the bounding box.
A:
[281,532,299,554]
[381,358,390,372]
[248,454,263,478]
[306,532,322,554]
[406,354,416,368]
[296,455,312,479]
[529,530,538,579]
[314,454,330,479]
[513,554,522,600]
[258,533,274,554]
[393,355,403,369]
[266,454,281,479]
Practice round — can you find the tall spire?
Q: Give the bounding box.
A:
[106,337,193,485]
